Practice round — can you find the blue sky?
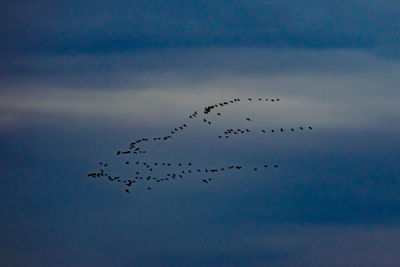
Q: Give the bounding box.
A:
[1,1,400,266]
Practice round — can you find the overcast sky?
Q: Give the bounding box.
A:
[1,1,400,266]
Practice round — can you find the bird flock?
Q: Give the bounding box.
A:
[87,97,313,194]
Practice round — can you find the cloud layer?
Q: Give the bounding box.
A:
[1,1,400,56]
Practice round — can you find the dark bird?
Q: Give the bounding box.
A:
[300,126,304,130]
[246,118,251,121]
[280,128,284,132]
[217,113,221,115]
[291,128,294,132]
[308,126,313,130]
[202,179,208,184]
[117,151,121,155]
[274,165,278,168]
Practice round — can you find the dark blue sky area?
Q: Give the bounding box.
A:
[1,0,400,55]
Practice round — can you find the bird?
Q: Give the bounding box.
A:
[88,97,310,194]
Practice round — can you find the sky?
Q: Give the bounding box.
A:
[1,1,400,266]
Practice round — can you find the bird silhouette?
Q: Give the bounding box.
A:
[88,96,313,194]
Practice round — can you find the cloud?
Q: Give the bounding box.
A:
[0,48,399,132]
[1,1,400,56]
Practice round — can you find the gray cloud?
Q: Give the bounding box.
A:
[0,49,399,133]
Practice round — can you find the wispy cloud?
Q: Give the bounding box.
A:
[1,49,399,132]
